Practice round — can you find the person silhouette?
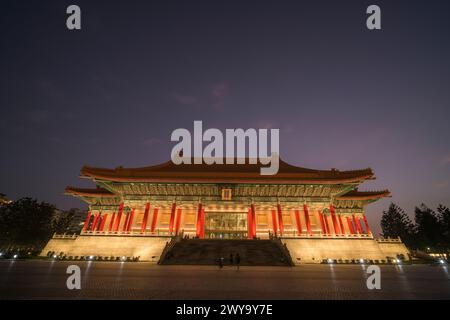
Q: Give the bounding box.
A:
[229,253,234,266]
[235,253,241,270]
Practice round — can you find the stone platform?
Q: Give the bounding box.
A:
[282,237,410,263]
[40,234,171,262]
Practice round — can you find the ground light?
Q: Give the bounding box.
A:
[439,259,446,264]
[327,258,333,264]
[53,255,57,259]
[121,256,126,261]
[359,258,364,264]
[89,255,94,260]
[13,254,18,259]
[0,252,3,257]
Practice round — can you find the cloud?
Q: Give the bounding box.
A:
[435,181,449,188]
[441,154,450,166]
[143,137,163,146]
[211,83,229,99]
[172,82,230,111]
[173,94,197,106]
[255,120,278,129]
[211,82,229,111]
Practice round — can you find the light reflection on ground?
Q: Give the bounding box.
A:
[0,260,449,299]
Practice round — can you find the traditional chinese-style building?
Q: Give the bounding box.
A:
[41,158,410,264]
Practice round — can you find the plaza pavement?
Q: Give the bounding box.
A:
[1,260,449,299]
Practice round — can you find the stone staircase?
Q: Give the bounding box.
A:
[159,239,293,266]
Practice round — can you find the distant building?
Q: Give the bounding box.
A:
[0,193,12,206]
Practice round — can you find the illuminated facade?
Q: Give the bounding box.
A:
[65,159,388,239]
[42,158,410,263]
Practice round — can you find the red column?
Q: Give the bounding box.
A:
[91,213,99,231]
[318,211,326,234]
[323,214,331,235]
[122,212,130,233]
[127,208,135,232]
[199,208,205,239]
[175,208,182,234]
[294,209,302,235]
[303,204,312,235]
[359,218,366,234]
[277,204,284,235]
[150,208,158,232]
[248,208,253,239]
[113,202,124,232]
[330,205,340,234]
[108,212,116,232]
[338,214,345,235]
[141,202,150,233]
[352,214,360,234]
[169,202,176,233]
[99,213,108,232]
[196,203,203,237]
[363,215,372,234]
[271,209,278,236]
[82,211,92,232]
[346,217,355,234]
[250,204,257,238]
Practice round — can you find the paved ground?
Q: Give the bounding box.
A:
[1,260,450,299]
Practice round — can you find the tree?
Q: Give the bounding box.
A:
[380,203,414,246]
[0,197,55,248]
[52,210,75,234]
[437,205,450,248]
[414,204,442,250]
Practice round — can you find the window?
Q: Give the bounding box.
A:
[184,212,196,225]
[160,212,170,224]
[257,214,268,225]
[282,213,293,226]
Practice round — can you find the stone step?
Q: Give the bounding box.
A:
[161,239,292,266]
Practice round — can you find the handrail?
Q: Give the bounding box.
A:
[375,237,402,243]
[80,230,174,237]
[158,231,183,264]
[279,233,373,239]
[271,237,295,266]
[52,233,78,239]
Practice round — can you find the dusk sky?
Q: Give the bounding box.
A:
[1,0,450,234]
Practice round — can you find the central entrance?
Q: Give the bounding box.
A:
[204,211,248,239]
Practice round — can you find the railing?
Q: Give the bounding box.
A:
[271,237,295,266]
[158,231,183,264]
[52,233,78,239]
[80,230,174,237]
[278,231,373,239]
[375,237,402,243]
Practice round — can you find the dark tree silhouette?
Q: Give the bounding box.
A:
[380,203,414,246]
[414,204,442,249]
[437,205,450,248]
[52,210,75,234]
[0,197,55,248]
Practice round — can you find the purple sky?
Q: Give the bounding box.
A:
[1,0,450,235]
